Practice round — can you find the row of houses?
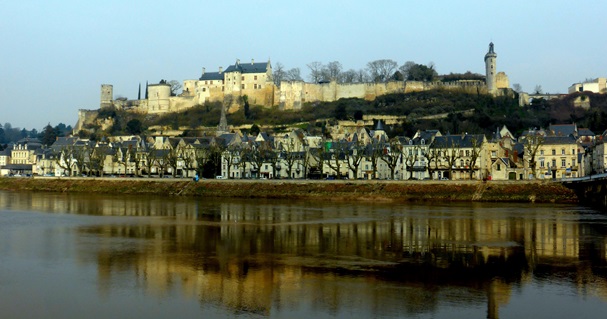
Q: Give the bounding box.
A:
[0,122,600,181]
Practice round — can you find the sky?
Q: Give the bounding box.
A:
[1,0,605,131]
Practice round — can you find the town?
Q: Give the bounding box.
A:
[1,42,606,182]
[0,121,600,182]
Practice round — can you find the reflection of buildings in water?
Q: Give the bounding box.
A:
[4,191,607,314]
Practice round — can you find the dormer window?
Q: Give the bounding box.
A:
[421,139,425,145]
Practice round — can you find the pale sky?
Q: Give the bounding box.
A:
[1,0,605,131]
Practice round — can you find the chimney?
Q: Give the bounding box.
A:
[251,58,254,65]
[202,67,205,75]
[236,59,240,65]
[219,66,223,74]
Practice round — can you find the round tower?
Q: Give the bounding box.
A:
[484,42,497,95]
[100,84,113,108]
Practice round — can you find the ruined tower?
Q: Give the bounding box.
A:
[100,84,113,108]
[484,42,497,95]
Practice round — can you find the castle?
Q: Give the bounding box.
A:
[76,43,509,132]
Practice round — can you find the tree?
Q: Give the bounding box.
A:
[341,69,359,83]
[441,138,461,180]
[512,83,523,93]
[142,145,158,177]
[90,147,109,177]
[324,61,342,82]
[40,123,57,146]
[193,145,212,178]
[72,146,90,176]
[467,136,483,180]
[169,80,182,96]
[272,62,286,86]
[534,85,543,94]
[367,59,398,82]
[126,119,143,135]
[307,61,325,83]
[404,144,421,180]
[523,132,544,179]
[381,138,403,180]
[401,62,437,81]
[285,68,303,81]
[56,146,76,177]
[326,140,347,179]
[423,147,440,180]
[344,139,366,179]
[180,146,196,178]
[367,139,385,179]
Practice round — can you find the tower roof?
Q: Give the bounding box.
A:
[485,42,497,60]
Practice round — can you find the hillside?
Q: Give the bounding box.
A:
[77,89,605,140]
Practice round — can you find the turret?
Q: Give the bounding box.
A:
[484,42,497,95]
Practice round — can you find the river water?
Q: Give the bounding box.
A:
[1,191,607,319]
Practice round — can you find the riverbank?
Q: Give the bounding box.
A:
[0,177,577,204]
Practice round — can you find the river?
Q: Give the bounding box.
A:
[1,191,607,318]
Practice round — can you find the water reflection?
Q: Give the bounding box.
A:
[2,191,607,318]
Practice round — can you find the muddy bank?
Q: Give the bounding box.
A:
[0,177,577,204]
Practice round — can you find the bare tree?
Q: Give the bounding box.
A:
[307,61,325,83]
[142,145,158,177]
[341,69,359,83]
[381,138,403,180]
[367,59,398,82]
[523,132,544,179]
[56,146,76,176]
[467,136,483,180]
[324,61,342,82]
[344,140,366,179]
[272,62,286,86]
[168,80,182,96]
[442,139,461,180]
[194,146,212,178]
[285,68,303,81]
[512,83,522,93]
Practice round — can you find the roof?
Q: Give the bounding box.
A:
[432,134,485,148]
[199,72,224,81]
[542,136,578,145]
[224,60,269,74]
[578,128,595,136]
[549,123,577,137]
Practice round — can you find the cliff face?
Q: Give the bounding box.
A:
[0,178,577,204]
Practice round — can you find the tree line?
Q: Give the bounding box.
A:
[272,59,482,86]
[0,122,72,150]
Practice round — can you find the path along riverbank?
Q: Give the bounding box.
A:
[0,177,577,204]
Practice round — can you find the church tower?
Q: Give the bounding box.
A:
[484,42,497,95]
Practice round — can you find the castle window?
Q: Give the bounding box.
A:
[202,88,206,92]
[254,84,257,89]
[254,75,258,80]
[241,84,245,89]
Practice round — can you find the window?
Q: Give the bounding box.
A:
[497,164,501,171]
[552,149,556,155]
[561,149,565,155]
[552,159,556,167]
[572,149,576,155]
[241,84,245,89]
[540,150,544,155]
[540,159,545,167]
[572,159,576,166]
[561,159,566,167]
[491,151,497,157]
[242,76,244,80]
[465,150,470,156]
[254,75,258,80]
[254,84,257,89]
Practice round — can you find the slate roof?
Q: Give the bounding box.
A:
[199,72,224,81]
[224,61,269,74]
[542,136,577,145]
[549,123,577,137]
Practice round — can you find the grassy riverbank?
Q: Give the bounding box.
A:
[0,177,577,204]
